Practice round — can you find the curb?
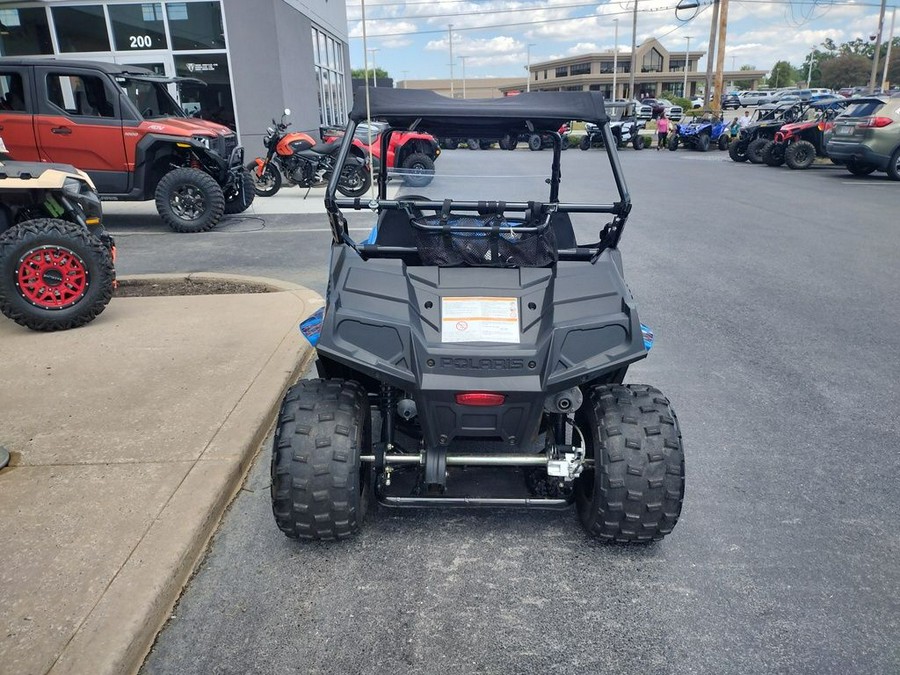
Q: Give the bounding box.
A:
[43,278,321,675]
[116,272,314,293]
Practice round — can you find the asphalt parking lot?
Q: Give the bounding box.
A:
[120,149,900,674]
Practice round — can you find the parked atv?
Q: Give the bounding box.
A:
[761,100,846,169]
[729,102,809,163]
[0,152,115,331]
[271,89,685,544]
[669,114,729,151]
[500,124,572,151]
[580,102,645,150]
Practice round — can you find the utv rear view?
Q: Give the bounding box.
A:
[271,89,685,543]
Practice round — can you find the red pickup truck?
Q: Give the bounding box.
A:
[0,58,252,232]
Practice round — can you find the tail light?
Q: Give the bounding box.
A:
[455,392,506,406]
[857,117,893,128]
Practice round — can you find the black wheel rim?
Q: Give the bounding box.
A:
[170,185,205,220]
[253,168,277,192]
[342,168,363,190]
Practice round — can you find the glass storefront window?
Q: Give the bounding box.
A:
[167,2,225,51]
[109,3,168,51]
[173,53,234,129]
[52,5,111,53]
[312,26,347,127]
[0,8,53,56]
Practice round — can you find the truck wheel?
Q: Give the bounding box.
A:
[246,160,282,197]
[579,135,591,151]
[746,137,769,164]
[574,384,685,543]
[155,167,225,233]
[271,379,370,541]
[223,170,255,215]
[845,160,876,176]
[728,139,748,162]
[0,218,114,331]
[717,134,729,151]
[400,152,435,188]
[784,140,816,170]
[528,134,543,151]
[697,133,710,152]
[633,134,645,150]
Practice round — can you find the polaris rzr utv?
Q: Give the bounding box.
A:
[271,89,685,544]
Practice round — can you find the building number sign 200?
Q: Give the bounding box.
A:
[129,35,153,48]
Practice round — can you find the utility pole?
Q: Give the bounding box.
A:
[869,0,887,91]
[613,19,619,99]
[683,35,692,98]
[881,8,896,92]
[448,24,455,98]
[459,55,469,98]
[526,43,536,92]
[628,0,638,100]
[711,0,729,115]
[704,0,720,107]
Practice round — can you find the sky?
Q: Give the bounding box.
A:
[346,0,898,82]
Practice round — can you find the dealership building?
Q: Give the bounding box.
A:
[0,0,352,147]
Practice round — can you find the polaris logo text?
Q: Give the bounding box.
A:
[440,357,525,370]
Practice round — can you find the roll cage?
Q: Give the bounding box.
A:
[324,89,632,264]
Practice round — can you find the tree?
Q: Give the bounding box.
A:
[351,67,390,80]
[819,54,872,89]
[766,61,798,88]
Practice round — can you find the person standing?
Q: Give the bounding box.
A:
[656,112,669,150]
[738,110,751,129]
[729,116,741,139]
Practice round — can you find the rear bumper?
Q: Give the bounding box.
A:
[826,142,891,170]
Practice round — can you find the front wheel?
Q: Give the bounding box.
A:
[528,134,543,151]
[697,133,710,152]
[154,167,225,233]
[466,138,480,150]
[336,162,372,197]
[246,160,282,197]
[400,152,435,188]
[668,137,679,151]
[271,379,370,541]
[886,147,900,181]
[746,137,769,164]
[762,141,785,167]
[729,138,748,162]
[579,135,591,151]
[0,218,115,331]
[717,134,729,151]
[633,134,645,150]
[784,140,816,170]
[574,384,685,543]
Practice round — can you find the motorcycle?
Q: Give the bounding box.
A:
[247,109,371,198]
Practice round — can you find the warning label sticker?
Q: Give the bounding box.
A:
[441,296,520,343]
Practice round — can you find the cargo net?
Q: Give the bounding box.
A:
[410,201,557,267]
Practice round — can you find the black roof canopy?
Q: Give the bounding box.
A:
[349,88,608,136]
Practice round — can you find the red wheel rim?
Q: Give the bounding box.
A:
[16,245,89,309]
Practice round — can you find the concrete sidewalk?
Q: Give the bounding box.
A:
[0,275,321,675]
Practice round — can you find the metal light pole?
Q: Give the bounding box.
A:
[882,8,896,92]
[612,20,619,99]
[401,69,409,88]
[628,0,638,100]
[448,25,455,97]
[459,55,469,98]
[368,47,379,87]
[730,55,736,88]
[869,0,888,91]
[526,43,536,92]
[683,36,692,98]
[807,46,816,86]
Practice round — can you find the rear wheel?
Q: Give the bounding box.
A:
[668,136,679,151]
[886,147,900,181]
[0,218,114,331]
[717,134,729,151]
[400,152,435,188]
[528,134,543,151]
[746,137,770,164]
[223,170,255,214]
[633,134,645,150]
[784,140,816,170]
[762,141,785,167]
[574,384,685,543]
[466,138,480,150]
[246,160,281,197]
[579,135,591,151]
[155,167,225,233]
[729,138,748,162]
[271,379,370,541]
[336,162,372,197]
[845,160,876,176]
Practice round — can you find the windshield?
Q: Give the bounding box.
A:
[119,78,185,119]
[841,100,884,118]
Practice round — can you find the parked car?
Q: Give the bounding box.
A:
[0,58,252,233]
[838,87,855,98]
[690,96,704,109]
[638,98,682,121]
[721,93,742,110]
[739,91,775,106]
[827,94,900,179]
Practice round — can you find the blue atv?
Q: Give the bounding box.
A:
[669,116,730,152]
